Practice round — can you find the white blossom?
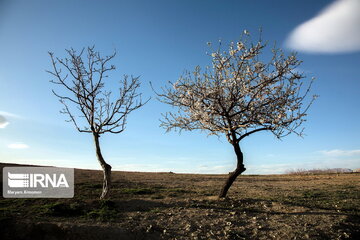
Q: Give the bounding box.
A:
[158,31,316,168]
[237,42,244,50]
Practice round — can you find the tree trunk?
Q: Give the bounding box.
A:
[219,142,246,198]
[93,133,112,199]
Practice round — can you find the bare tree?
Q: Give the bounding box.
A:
[156,31,317,198]
[48,46,147,199]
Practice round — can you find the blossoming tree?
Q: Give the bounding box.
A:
[48,47,147,199]
[157,32,317,198]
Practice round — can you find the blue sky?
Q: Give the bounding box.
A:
[0,0,359,174]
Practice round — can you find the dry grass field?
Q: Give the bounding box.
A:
[1,163,359,240]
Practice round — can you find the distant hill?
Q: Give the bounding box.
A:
[286,168,354,174]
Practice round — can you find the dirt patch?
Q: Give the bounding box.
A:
[1,163,359,239]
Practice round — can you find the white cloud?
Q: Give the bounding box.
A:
[113,163,174,172]
[0,115,9,128]
[8,143,30,149]
[286,0,360,53]
[111,163,234,174]
[320,149,360,157]
[197,164,233,174]
[0,122,9,128]
[246,163,293,174]
[0,111,20,118]
[0,157,99,169]
[0,111,21,128]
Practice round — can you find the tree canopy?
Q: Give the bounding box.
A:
[158,33,317,145]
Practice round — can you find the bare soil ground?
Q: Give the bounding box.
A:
[1,163,359,240]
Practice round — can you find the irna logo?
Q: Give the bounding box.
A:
[8,172,69,188]
[3,167,74,198]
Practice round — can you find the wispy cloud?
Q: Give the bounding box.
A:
[111,162,234,174]
[0,115,9,128]
[319,149,360,157]
[197,164,233,174]
[8,143,30,149]
[0,111,22,128]
[0,111,20,118]
[113,163,174,172]
[286,0,360,53]
[247,163,293,175]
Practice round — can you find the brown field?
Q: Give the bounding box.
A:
[1,162,359,240]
